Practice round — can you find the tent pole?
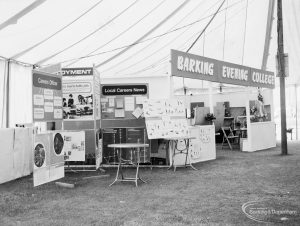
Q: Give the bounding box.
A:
[6,60,10,128]
[295,84,298,140]
[209,82,213,113]
[277,0,288,154]
[261,0,275,70]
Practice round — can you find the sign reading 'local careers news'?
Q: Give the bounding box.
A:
[171,49,275,89]
[32,71,63,121]
[102,85,148,96]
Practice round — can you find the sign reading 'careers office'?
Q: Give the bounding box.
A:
[32,71,63,122]
[171,49,275,89]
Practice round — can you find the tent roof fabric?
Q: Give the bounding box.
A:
[0,0,299,84]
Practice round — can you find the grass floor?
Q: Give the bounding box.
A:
[1,142,300,226]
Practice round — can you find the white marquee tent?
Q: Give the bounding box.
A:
[0,0,299,137]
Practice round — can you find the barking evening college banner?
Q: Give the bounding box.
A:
[171,49,275,89]
[32,71,63,121]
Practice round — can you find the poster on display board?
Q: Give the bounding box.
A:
[100,84,148,120]
[143,98,189,139]
[143,99,185,118]
[170,126,216,165]
[61,131,85,161]
[62,68,94,120]
[32,71,63,121]
[33,132,65,187]
[145,118,189,139]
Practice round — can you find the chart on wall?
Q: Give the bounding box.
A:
[32,71,63,121]
[143,98,189,139]
[143,99,185,118]
[33,132,65,187]
[62,68,94,120]
[145,119,189,139]
[169,126,216,165]
[60,131,85,161]
[100,84,148,120]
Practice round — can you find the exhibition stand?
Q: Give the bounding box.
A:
[61,67,101,169]
[32,70,65,186]
[170,49,276,152]
[100,83,150,165]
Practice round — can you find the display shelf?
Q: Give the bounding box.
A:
[237,115,254,118]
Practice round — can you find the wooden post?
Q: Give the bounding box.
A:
[5,60,10,128]
[277,0,288,154]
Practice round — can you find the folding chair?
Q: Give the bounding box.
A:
[221,127,240,150]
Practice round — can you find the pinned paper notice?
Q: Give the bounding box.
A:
[53,96,62,107]
[101,98,108,103]
[125,97,135,111]
[44,89,53,100]
[44,102,54,112]
[34,94,44,106]
[115,109,125,118]
[54,109,62,119]
[136,96,147,105]
[34,108,44,119]
[132,107,143,119]
[108,98,115,107]
[116,98,124,108]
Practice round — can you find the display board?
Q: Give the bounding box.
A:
[33,132,65,187]
[32,71,63,121]
[145,119,189,139]
[100,84,148,120]
[143,98,189,139]
[168,125,216,165]
[61,67,101,168]
[62,72,94,120]
[61,131,85,161]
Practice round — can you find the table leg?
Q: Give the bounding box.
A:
[186,139,197,171]
[135,148,140,187]
[184,139,188,168]
[109,149,122,186]
[134,147,147,186]
[167,140,176,171]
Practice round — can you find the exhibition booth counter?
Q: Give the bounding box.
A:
[0,127,33,184]
[167,125,216,166]
[241,121,276,152]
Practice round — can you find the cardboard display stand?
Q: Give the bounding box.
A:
[33,131,65,187]
[143,98,188,139]
[61,131,85,162]
[32,70,65,186]
[61,67,101,169]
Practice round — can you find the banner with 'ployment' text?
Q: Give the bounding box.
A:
[171,49,275,89]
